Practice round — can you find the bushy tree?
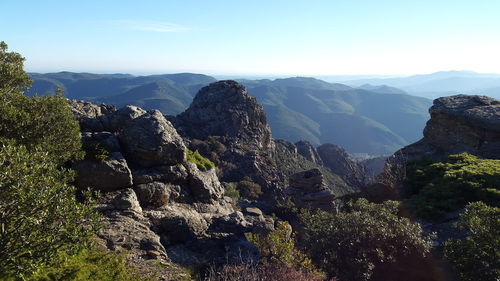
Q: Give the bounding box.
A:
[0,141,99,278]
[300,199,433,281]
[0,42,83,165]
[0,41,31,95]
[405,153,500,220]
[444,202,500,281]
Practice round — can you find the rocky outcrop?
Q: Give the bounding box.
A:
[317,143,366,188]
[176,80,273,152]
[73,152,133,192]
[399,95,500,160]
[70,100,269,278]
[285,168,338,211]
[295,140,323,166]
[174,81,281,191]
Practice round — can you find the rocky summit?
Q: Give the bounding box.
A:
[67,81,362,279]
[399,95,500,160]
[176,80,273,152]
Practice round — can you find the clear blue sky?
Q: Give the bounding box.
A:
[1,0,500,75]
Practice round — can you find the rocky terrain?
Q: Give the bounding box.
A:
[398,94,500,161]
[69,80,363,278]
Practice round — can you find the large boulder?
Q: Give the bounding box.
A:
[286,168,338,211]
[73,152,133,192]
[400,95,500,160]
[120,110,186,167]
[185,162,224,203]
[177,80,273,152]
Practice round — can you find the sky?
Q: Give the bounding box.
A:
[1,0,500,76]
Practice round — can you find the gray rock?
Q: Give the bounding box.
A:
[111,188,142,213]
[295,140,323,166]
[135,182,179,208]
[73,152,133,192]
[120,110,186,167]
[185,162,224,203]
[287,168,338,211]
[317,143,366,188]
[399,95,500,160]
[209,212,251,234]
[82,131,121,152]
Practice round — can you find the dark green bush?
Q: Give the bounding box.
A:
[82,141,110,162]
[186,149,215,171]
[0,141,99,278]
[237,180,262,199]
[224,182,240,200]
[444,202,500,281]
[405,153,500,220]
[300,199,433,281]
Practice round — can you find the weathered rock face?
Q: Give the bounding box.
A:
[177,80,273,152]
[70,100,269,278]
[120,110,186,168]
[317,143,366,188]
[400,95,500,160]
[295,140,323,166]
[174,81,282,191]
[286,168,338,211]
[73,152,133,192]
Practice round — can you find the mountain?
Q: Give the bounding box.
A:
[343,71,500,99]
[28,73,432,155]
[28,72,217,115]
[238,78,432,154]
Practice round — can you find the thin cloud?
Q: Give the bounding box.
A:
[110,20,190,32]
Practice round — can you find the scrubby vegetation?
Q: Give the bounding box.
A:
[237,180,262,199]
[405,153,500,220]
[223,182,240,200]
[186,149,216,171]
[0,41,136,281]
[300,199,434,281]
[444,202,500,281]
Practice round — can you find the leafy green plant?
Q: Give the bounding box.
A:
[444,202,500,281]
[186,149,215,171]
[405,153,500,220]
[0,41,31,95]
[300,199,433,281]
[224,182,240,200]
[246,221,324,277]
[83,141,110,162]
[237,180,262,199]
[0,141,99,278]
[28,248,145,281]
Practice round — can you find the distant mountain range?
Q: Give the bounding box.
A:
[339,70,500,99]
[28,72,433,155]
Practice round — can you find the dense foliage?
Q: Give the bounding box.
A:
[0,41,31,94]
[0,141,99,278]
[444,202,500,281]
[27,249,142,281]
[300,199,433,281]
[245,221,319,275]
[405,153,500,220]
[186,149,215,171]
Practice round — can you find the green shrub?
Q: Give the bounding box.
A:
[0,141,99,278]
[186,149,215,171]
[28,248,144,281]
[405,153,500,220]
[444,202,500,281]
[83,141,110,162]
[0,42,82,165]
[224,182,240,200]
[0,41,31,94]
[237,180,262,199]
[300,199,433,281]
[246,221,321,276]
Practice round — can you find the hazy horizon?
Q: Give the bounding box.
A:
[2,0,500,76]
